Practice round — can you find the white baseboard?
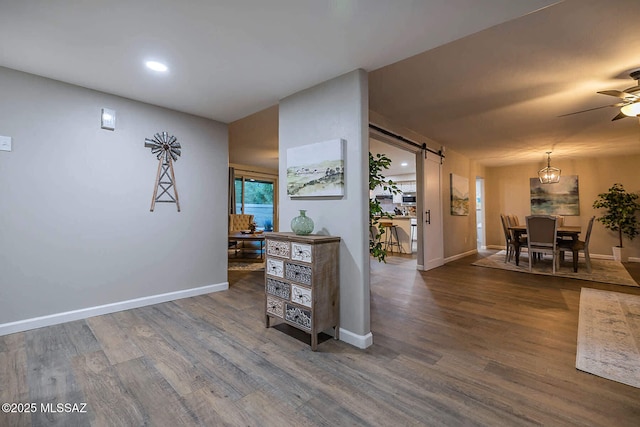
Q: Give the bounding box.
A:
[0,282,229,336]
[445,249,478,263]
[339,328,373,349]
[589,253,640,262]
[587,253,611,260]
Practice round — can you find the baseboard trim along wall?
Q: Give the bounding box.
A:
[0,282,229,336]
[339,328,374,349]
[445,249,478,264]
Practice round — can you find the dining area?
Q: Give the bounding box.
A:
[500,214,594,274]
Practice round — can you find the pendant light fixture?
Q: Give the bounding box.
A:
[538,151,561,184]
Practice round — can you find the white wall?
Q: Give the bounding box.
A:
[279,69,371,348]
[0,67,229,330]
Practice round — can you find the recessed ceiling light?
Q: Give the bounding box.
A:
[145,61,168,72]
[401,162,408,167]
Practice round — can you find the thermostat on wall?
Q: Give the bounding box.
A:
[0,135,11,152]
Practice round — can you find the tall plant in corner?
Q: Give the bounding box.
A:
[369,152,401,262]
[592,183,640,249]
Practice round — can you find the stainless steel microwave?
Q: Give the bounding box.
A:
[401,193,416,205]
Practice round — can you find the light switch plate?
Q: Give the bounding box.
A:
[101,108,116,130]
[0,135,11,152]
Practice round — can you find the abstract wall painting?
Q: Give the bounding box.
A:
[530,175,580,215]
[286,139,345,197]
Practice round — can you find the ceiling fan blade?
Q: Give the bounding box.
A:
[597,89,638,99]
[558,103,625,117]
[611,111,628,121]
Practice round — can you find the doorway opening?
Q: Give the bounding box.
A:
[476,177,485,249]
[369,136,418,262]
[369,124,444,271]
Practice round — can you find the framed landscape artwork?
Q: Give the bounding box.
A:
[286,139,345,197]
[530,175,580,215]
[450,173,469,216]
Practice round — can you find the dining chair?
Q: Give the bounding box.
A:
[500,214,516,263]
[502,214,527,263]
[525,215,559,274]
[558,216,595,273]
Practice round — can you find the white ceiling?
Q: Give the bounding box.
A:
[0,1,555,123]
[370,0,640,166]
[369,137,417,177]
[4,1,638,169]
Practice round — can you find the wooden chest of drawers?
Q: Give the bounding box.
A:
[264,232,340,350]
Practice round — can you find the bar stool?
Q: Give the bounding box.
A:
[380,221,403,253]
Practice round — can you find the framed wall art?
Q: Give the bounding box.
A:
[450,173,469,216]
[286,139,345,198]
[530,175,580,215]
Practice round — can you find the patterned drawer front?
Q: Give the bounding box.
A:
[291,243,312,263]
[266,278,290,299]
[266,296,284,318]
[285,262,312,286]
[285,303,312,330]
[267,240,290,258]
[291,284,312,308]
[266,258,284,278]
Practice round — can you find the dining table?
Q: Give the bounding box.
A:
[508,225,582,271]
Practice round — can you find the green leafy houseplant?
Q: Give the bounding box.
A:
[592,183,640,248]
[369,152,401,262]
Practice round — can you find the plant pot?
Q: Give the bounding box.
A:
[612,246,628,262]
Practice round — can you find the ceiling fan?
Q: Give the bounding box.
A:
[561,69,640,120]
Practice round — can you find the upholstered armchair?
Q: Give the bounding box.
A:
[229,214,254,233]
[229,214,254,255]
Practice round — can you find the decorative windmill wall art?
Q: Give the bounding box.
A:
[145,131,181,212]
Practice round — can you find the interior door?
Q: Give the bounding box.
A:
[422,151,444,270]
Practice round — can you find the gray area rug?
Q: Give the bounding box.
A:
[576,288,640,389]
[228,261,265,272]
[472,251,639,287]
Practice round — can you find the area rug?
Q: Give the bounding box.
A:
[472,251,638,287]
[576,288,640,388]
[228,261,265,272]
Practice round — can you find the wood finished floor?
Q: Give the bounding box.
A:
[1,251,640,426]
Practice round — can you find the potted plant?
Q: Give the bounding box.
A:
[369,152,401,262]
[592,183,640,261]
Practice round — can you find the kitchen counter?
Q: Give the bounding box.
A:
[374,216,416,253]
